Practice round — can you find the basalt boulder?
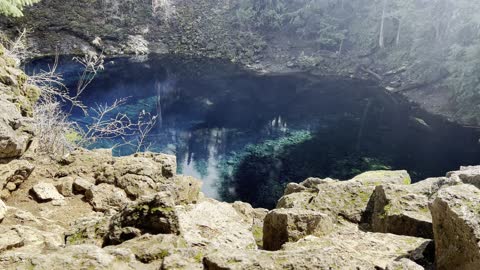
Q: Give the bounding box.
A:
[204,228,432,270]
[263,208,334,251]
[0,159,34,199]
[0,95,34,161]
[371,177,456,239]
[176,199,257,250]
[105,192,180,245]
[430,184,480,270]
[277,170,411,224]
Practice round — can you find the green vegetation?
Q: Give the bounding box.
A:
[0,0,40,17]
[219,130,392,208]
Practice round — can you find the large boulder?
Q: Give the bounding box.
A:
[430,184,480,270]
[176,199,257,250]
[104,234,185,264]
[0,159,34,198]
[204,228,432,270]
[0,244,149,270]
[95,153,178,199]
[263,208,334,251]
[0,96,33,161]
[105,192,179,245]
[447,165,480,188]
[65,213,111,246]
[85,183,130,212]
[231,201,268,248]
[0,199,6,222]
[160,175,202,205]
[277,170,411,224]
[31,182,65,202]
[371,177,455,239]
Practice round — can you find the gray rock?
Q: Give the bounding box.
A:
[277,170,411,224]
[159,175,202,205]
[430,184,480,270]
[231,201,268,248]
[447,166,480,188]
[31,182,65,202]
[105,192,179,245]
[0,97,32,160]
[55,177,74,197]
[386,258,425,270]
[95,153,178,199]
[72,177,94,194]
[65,213,110,246]
[0,160,34,198]
[263,208,334,251]
[205,229,432,270]
[85,183,130,212]
[372,177,458,239]
[0,229,23,252]
[0,199,6,222]
[176,199,256,250]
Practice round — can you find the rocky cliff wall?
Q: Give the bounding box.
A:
[2,0,480,125]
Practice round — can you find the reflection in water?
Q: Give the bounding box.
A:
[155,75,177,128]
[26,55,480,208]
[181,128,226,198]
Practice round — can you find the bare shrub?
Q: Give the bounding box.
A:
[27,51,158,156]
[2,28,29,65]
[76,98,136,148]
[33,100,78,156]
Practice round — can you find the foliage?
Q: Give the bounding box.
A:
[0,0,40,17]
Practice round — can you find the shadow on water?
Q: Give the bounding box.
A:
[26,55,480,208]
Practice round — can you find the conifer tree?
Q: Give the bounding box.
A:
[0,0,40,17]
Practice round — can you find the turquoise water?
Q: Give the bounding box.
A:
[27,55,480,208]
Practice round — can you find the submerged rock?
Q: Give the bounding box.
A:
[430,184,480,270]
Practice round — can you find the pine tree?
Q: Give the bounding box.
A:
[0,0,40,17]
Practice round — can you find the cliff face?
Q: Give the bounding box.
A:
[2,0,480,125]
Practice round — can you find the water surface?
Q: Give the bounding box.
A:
[27,55,480,208]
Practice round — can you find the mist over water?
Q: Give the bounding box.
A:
[26,55,480,208]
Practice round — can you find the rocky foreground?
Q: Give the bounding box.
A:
[1,46,480,270]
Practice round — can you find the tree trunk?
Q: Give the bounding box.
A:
[338,38,344,55]
[379,0,387,48]
[395,18,401,46]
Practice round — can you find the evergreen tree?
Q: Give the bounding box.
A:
[0,0,40,17]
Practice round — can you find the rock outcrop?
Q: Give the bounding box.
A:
[277,170,411,225]
[263,208,334,251]
[430,184,480,270]
[371,177,456,239]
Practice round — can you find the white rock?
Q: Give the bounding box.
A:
[32,183,65,202]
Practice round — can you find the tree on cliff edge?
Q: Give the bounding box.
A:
[0,0,40,17]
